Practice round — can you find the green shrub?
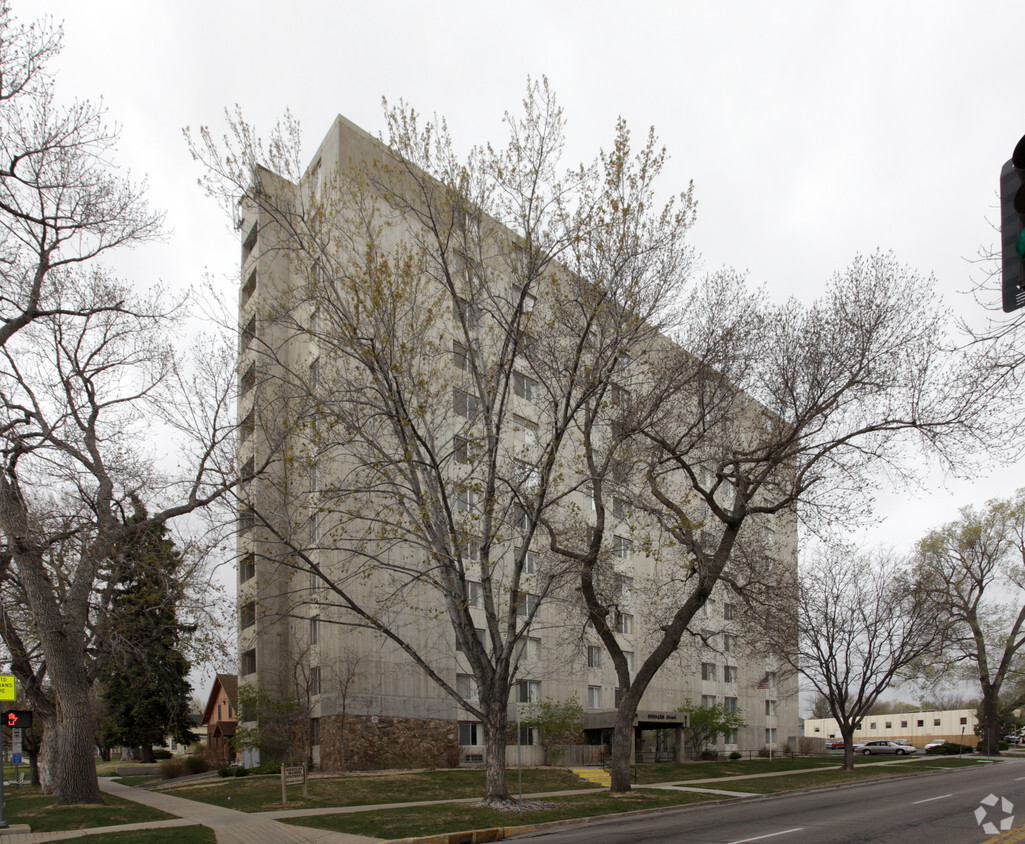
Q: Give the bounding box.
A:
[234,767,249,777]
[152,749,172,760]
[729,751,743,760]
[218,767,231,778]
[700,749,718,760]
[926,741,972,755]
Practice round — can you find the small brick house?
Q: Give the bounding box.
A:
[201,674,238,762]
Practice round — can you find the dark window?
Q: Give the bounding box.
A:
[240,552,255,583]
[240,601,255,629]
[240,648,256,675]
[241,362,256,395]
[310,717,320,746]
[241,270,257,306]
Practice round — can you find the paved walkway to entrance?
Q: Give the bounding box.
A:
[0,778,378,844]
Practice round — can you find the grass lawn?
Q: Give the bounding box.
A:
[279,757,988,840]
[167,766,594,812]
[286,789,718,840]
[4,788,176,833]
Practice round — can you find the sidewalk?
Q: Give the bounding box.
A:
[0,778,378,844]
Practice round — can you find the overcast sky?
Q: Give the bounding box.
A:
[16,0,1025,553]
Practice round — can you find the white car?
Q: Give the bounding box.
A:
[853,740,916,756]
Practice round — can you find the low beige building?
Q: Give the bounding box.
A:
[804,709,977,748]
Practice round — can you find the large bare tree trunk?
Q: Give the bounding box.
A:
[980,694,1001,757]
[483,702,511,805]
[609,687,644,794]
[52,677,102,804]
[37,722,56,794]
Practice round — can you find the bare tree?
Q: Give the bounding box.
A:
[917,491,1025,755]
[552,252,1006,791]
[0,2,238,804]
[760,545,939,771]
[189,80,696,805]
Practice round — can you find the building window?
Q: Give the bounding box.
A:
[453,389,479,419]
[512,415,537,447]
[724,729,738,745]
[310,717,320,747]
[522,549,538,574]
[701,694,717,709]
[240,601,255,629]
[701,662,717,682]
[457,674,479,701]
[513,372,539,402]
[613,497,629,519]
[466,580,483,609]
[459,721,482,745]
[457,628,486,653]
[515,286,537,314]
[310,666,321,696]
[242,314,256,347]
[240,552,255,583]
[765,728,777,745]
[765,700,776,717]
[612,535,631,559]
[870,722,876,730]
[613,576,632,598]
[242,269,256,305]
[587,646,602,668]
[917,720,924,728]
[724,603,736,621]
[240,648,256,676]
[240,362,256,395]
[960,717,968,725]
[453,340,469,371]
[700,629,716,648]
[614,612,633,635]
[454,436,472,463]
[310,569,324,593]
[514,460,540,491]
[456,487,479,514]
[454,297,480,331]
[724,696,738,713]
[885,721,892,729]
[464,536,481,563]
[701,599,716,618]
[934,719,941,727]
[724,665,738,683]
[723,633,737,653]
[514,636,542,662]
[240,409,255,443]
[310,616,321,644]
[517,680,541,703]
[623,651,634,673]
[588,686,602,709]
[516,592,540,617]
[901,720,908,728]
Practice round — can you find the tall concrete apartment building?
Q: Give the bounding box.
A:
[236,115,798,769]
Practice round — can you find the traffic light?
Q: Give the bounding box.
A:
[1000,133,1025,312]
[2,711,31,729]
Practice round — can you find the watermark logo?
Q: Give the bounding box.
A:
[975,794,1015,835]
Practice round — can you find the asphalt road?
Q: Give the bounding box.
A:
[513,758,1025,843]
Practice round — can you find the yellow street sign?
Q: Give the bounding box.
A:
[0,676,15,701]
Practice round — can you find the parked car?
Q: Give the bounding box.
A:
[924,739,947,751]
[826,739,846,749]
[853,740,915,756]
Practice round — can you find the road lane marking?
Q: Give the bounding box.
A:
[726,830,804,844]
[912,794,952,804]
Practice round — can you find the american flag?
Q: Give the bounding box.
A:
[756,674,771,690]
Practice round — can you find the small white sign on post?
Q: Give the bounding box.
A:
[280,763,307,804]
[11,729,20,756]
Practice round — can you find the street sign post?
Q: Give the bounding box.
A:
[0,676,15,828]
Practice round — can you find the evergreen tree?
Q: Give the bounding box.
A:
[98,499,196,762]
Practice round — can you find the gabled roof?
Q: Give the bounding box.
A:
[201,673,238,726]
